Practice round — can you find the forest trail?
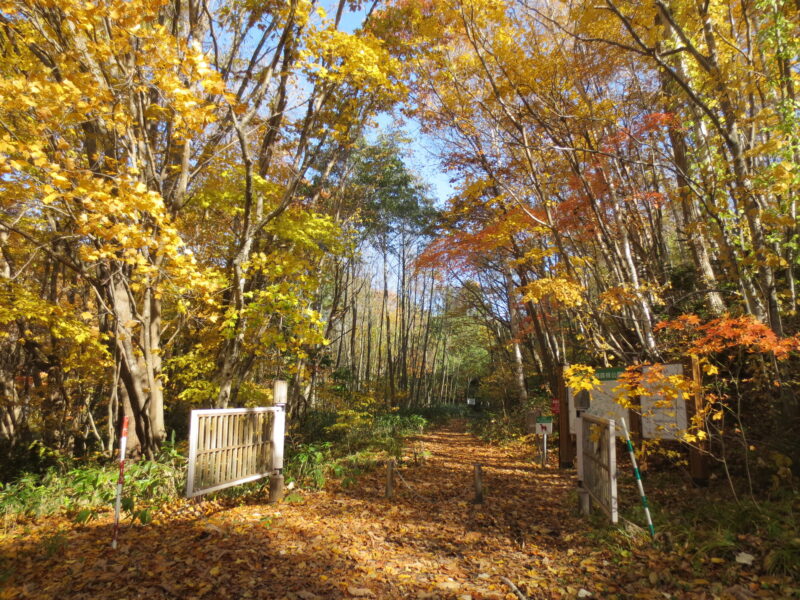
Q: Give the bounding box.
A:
[1,422,758,600]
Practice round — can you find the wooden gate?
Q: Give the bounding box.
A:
[576,412,618,523]
[186,381,287,498]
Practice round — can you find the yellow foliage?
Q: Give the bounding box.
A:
[564,364,599,392]
[598,286,638,312]
[0,283,111,373]
[302,27,405,102]
[521,277,584,307]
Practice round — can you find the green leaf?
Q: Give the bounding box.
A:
[136,508,153,524]
[121,496,135,513]
[73,508,94,524]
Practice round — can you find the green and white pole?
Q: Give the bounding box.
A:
[620,418,655,539]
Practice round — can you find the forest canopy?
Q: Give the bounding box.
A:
[1,0,798,485]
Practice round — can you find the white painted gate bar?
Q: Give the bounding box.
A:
[577,412,618,524]
[186,381,287,498]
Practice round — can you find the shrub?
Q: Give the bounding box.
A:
[0,435,186,523]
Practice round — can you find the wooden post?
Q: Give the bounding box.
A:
[385,459,395,499]
[556,365,574,468]
[579,489,591,515]
[541,433,548,467]
[271,380,287,470]
[473,463,484,504]
[186,410,199,497]
[269,380,287,503]
[575,411,583,483]
[608,419,618,524]
[269,473,285,503]
[575,408,590,515]
[687,357,710,486]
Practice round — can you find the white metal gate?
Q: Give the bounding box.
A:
[576,412,618,523]
[186,381,287,498]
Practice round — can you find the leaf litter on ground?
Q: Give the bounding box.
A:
[1,420,797,599]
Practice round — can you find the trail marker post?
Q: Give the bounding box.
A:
[112,416,129,550]
[621,418,655,538]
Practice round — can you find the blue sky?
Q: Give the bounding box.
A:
[336,3,455,207]
[369,113,455,207]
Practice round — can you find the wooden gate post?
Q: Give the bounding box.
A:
[269,380,287,503]
[557,364,574,468]
[687,357,710,486]
[473,463,484,504]
[385,459,395,499]
[186,410,200,497]
[575,409,589,514]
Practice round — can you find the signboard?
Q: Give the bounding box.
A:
[466,398,476,406]
[596,368,624,381]
[640,364,687,440]
[567,368,627,438]
[565,364,688,440]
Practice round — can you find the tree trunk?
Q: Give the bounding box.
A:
[504,270,528,406]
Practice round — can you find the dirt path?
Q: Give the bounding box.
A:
[1,421,768,599]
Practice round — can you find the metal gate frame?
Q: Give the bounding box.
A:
[185,381,287,498]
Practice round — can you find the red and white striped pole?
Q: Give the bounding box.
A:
[112,416,129,550]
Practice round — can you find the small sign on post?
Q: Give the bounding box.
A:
[536,416,553,467]
[536,416,554,434]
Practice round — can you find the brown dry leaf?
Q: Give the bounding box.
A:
[463,531,481,543]
[1,421,793,600]
[347,586,376,597]
[437,580,461,591]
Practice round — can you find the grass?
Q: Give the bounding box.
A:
[595,462,800,579]
[0,438,186,527]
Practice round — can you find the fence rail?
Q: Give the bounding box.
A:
[576,412,618,524]
[186,382,287,498]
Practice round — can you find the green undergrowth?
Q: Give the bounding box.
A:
[468,406,532,444]
[284,404,465,490]
[587,467,800,583]
[0,437,186,526]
